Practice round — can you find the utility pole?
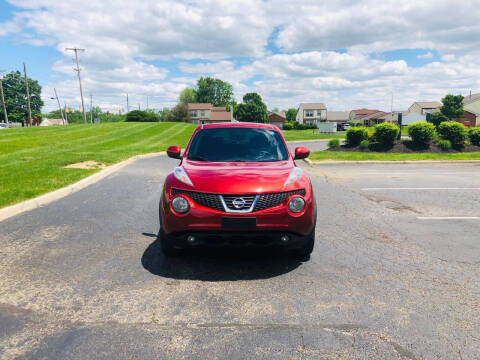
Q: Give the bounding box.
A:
[53,88,65,125]
[89,92,93,123]
[65,47,86,124]
[0,74,8,124]
[23,63,32,127]
[126,93,129,112]
[146,95,149,110]
[64,104,68,124]
[138,103,140,110]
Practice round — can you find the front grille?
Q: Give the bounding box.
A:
[253,189,306,212]
[171,188,305,212]
[222,195,256,211]
[171,188,223,211]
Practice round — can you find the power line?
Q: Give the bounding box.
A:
[65,47,86,124]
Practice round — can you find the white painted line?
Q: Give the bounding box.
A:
[417,217,480,220]
[362,187,480,191]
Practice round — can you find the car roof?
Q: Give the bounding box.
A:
[198,122,276,130]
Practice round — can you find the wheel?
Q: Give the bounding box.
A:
[159,229,182,257]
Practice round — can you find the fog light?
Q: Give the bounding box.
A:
[288,197,305,213]
[172,196,189,213]
[280,235,289,243]
[187,235,196,244]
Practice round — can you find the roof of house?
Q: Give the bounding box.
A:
[201,122,274,130]
[463,93,480,105]
[370,111,390,119]
[299,103,326,110]
[187,103,212,110]
[351,109,380,116]
[412,101,441,109]
[268,111,286,118]
[211,106,227,111]
[326,111,349,121]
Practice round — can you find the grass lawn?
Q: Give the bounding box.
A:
[310,150,480,162]
[0,122,196,208]
[282,129,345,141]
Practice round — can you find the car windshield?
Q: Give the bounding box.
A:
[187,127,289,162]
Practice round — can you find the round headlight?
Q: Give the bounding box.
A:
[172,196,190,213]
[288,197,305,213]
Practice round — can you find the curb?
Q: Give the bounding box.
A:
[310,160,480,165]
[287,139,333,143]
[0,152,166,222]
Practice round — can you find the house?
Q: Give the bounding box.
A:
[408,101,441,115]
[296,103,327,125]
[326,111,349,124]
[187,103,232,124]
[459,93,480,127]
[267,111,286,129]
[40,118,66,126]
[349,109,381,123]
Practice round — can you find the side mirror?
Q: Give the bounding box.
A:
[294,146,310,160]
[167,145,181,159]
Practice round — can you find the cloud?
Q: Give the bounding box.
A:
[2,0,480,112]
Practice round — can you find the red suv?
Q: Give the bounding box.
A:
[160,122,316,257]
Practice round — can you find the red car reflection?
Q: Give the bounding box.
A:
[160,122,316,258]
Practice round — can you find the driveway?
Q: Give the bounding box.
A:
[0,157,479,359]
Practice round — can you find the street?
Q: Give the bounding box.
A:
[0,152,479,359]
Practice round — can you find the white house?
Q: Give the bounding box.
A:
[408,101,441,115]
[296,103,327,125]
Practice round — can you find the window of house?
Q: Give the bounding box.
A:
[190,110,197,117]
[305,110,314,117]
[200,110,205,117]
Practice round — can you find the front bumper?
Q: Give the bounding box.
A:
[160,185,316,245]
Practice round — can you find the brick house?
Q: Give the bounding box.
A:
[267,111,286,129]
[187,103,232,124]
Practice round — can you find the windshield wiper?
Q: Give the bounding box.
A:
[189,155,207,161]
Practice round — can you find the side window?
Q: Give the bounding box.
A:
[305,110,314,117]
[190,110,197,117]
[200,110,205,116]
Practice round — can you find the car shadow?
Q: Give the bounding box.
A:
[141,231,306,281]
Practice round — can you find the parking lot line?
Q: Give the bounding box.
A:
[361,187,480,191]
[417,217,480,220]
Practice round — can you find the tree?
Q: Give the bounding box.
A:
[157,107,171,122]
[178,87,196,104]
[0,71,43,124]
[285,108,298,122]
[429,111,449,128]
[234,92,268,123]
[166,103,188,122]
[126,110,159,122]
[194,77,234,108]
[440,94,464,120]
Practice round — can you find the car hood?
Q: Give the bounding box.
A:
[181,160,295,194]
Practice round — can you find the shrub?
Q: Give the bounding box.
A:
[408,121,436,145]
[359,140,370,149]
[126,110,160,122]
[293,122,317,130]
[283,122,293,130]
[468,128,480,146]
[328,138,340,148]
[437,121,467,145]
[437,139,452,151]
[346,127,368,146]
[374,123,399,147]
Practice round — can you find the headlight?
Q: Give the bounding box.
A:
[284,167,303,187]
[173,166,194,187]
[288,197,305,213]
[172,196,190,213]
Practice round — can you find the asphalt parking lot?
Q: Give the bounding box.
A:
[0,155,479,359]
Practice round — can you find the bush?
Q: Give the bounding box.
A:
[346,127,368,146]
[359,140,370,149]
[374,123,399,147]
[407,121,436,145]
[437,121,467,145]
[437,139,452,151]
[293,122,317,130]
[283,122,293,130]
[429,111,449,128]
[126,110,159,122]
[328,138,340,148]
[468,128,480,146]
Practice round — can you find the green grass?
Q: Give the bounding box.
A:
[282,129,346,141]
[310,150,480,162]
[0,122,196,208]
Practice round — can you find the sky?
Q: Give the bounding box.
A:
[1,0,479,113]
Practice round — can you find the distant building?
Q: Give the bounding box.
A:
[349,109,381,122]
[187,103,232,124]
[459,93,480,127]
[408,101,441,115]
[326,111,349,124]
[296,103,327,125]
[267,111,286,129]
[40,118,66,126]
